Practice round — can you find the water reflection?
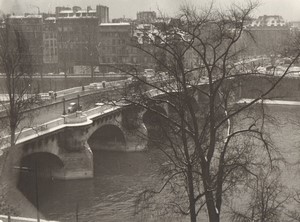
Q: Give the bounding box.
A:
[18,150,167,222]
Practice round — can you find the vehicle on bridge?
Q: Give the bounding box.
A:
[144,69,155,80]
[68,102,82,113]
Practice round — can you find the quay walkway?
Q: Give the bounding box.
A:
[237,98,300,106]
[0,215,58,222]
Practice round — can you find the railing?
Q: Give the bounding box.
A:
[0,103,124,149]
[63,112,87,124]
[0,117,65,148]
[0,78,177,149]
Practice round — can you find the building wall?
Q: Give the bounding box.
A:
[7,16,44,73]
[97,23,133,72]
[56,17,98,73]
[96,5,109,23]
[238,15,290,56]
[43,18,58,73]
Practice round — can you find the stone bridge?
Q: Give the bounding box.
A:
[1,103,151,180]
[0,82,225,180]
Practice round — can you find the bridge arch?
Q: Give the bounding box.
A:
[88,124,126,151]
[18,152,64,179]
[142,105,168,125]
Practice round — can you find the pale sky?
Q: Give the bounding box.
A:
[1,0,300,21]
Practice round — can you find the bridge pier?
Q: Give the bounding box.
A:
[122,122,148,151]
[52,143,93,179]
[56,120,94,179]
[121,106,148,151]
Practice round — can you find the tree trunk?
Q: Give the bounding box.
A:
[206,191,220,222]
[187,168,197,222]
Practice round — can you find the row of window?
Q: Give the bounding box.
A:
[44,32,57,39]
[100,56,153,64]
[99,32,130,37]
[44,48,57,56]
[44,40,57,47]
[97,38,129,47]
[100,46,128,54]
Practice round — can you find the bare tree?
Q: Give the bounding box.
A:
[103,2,300,222]
[229,167,290,222]
[0,15,41,158]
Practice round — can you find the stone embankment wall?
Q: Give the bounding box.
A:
[240,76,300,101]
[0,75,126,93]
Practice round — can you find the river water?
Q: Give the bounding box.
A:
[18,148,185,221]
[17,104,300,222]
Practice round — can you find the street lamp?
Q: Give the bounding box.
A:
[77,95,80,111]
[62,97,66,115]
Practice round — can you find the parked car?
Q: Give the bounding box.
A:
[37,93,51,101]
[95,102,104,107]
[67,102,82,113]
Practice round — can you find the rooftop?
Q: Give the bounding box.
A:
[45,17,56,21]
[59,10,74,14]
[99,22,130,26]
[250,15,286,27]
[77,10,96,13]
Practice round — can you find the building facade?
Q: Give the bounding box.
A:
[7,15,44,73]
[97,23,134,72]
[136,11,156,24]
[56,16,98,74]
[96,5,109,23]
[239,15,290,56]
[43,17,58,73]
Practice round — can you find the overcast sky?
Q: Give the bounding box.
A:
[1,0,300,21]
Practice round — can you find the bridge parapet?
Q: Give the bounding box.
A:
[62,111,87,124]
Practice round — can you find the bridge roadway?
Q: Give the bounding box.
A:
[0,79,128,136]
[0,81,172,180]
[0,86,170,149]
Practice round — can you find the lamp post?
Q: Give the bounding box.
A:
[62,97,66,115]
[77,95,80,111]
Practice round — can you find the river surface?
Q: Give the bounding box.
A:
[18,149,183,222]
[17,104,300,222]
